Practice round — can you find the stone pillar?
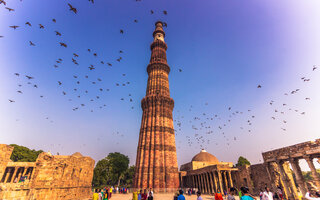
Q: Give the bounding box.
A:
[305,156,320,188]
[213,172,219,193]
[10,167,18,183]
[209,172,215,193]
[197,175,202,192]
[217,171,224,193]
[201,174,206,193]
[276,160,295,200]
[227,171,233,188]
[205,172,212,194]
[223,171,228,192]
[289,158,307,195]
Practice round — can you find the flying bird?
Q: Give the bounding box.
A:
[52,19,56,23]
[59,42,67,47]
[0,0,6,6]
[9,25,19,30]
[25,75,34,79]
[150,10,154,14]
[55,31,61,36]
[257,85,262,88]
[163,10,167,15]
[29,41,35,46]
[5,7,14,12]
[89,65,95,70]
[68,3,77,14]
[8,99,15,103]
[313,65,318,71]
[134,19,138,23]
[179,69,182,72]
[88,0,94,3]
[39,24,44,29]
[25,22,32,26]
[120,29,124,34]
[73,53,79,57]
[14,73,20,76]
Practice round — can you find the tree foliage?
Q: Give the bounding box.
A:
[236,156,251,167]
[9,144,43,162]
[92,152,133,188]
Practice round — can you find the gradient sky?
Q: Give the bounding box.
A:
[1,0,320,171]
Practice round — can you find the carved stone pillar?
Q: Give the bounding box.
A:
[209,172,215,193]
[201,174,207,193]
[213,171,219,193]
[305,156,320,188]
[227,171,233,188]
[217,170,224,193]
[205,173,211,194]
[223,171,228,191]
[10,167,18,183]
[276,160,294,200]
[289,158,307,195]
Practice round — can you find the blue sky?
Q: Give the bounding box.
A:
[1,0,320,170]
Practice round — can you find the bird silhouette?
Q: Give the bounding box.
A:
[25,22,32,26]
[52,19,56,23]
[313,65,318,71]
[68,3,77,14]
[39,24,44,29]
[257,85,262,88]
[29,41,35,46]
[9,25,19,30]
[120,29,124,34]
[5,7,14,12]
[59,42,67,47]
[8,99,15,103]
[163,10,167,15]
[55,31,62,36]
[0,0,7,6]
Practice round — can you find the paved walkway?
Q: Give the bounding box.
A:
[103,193,241,200]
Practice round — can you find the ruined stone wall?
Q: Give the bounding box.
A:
[0,145,95,200]
[233,165,254,192]
[249,163,272,194]
[0,145,14,178]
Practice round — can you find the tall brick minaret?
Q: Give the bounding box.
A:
[133,21,179,192]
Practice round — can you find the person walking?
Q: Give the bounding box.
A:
[93,189,99,200]
[240,187,256,200]
[215,189,223,200]
[141,189,148,200]
[109,187,113,199]
[177,190,185,200]
[147,191,154,200]
[228,188,236,200]
[197,191,203,200]
[138,190,143,200]
[262,187,273,200]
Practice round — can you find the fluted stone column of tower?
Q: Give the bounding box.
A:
[133,21,179,192]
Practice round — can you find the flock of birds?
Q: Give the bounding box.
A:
[1,0,319,153]
[174,65,318,150]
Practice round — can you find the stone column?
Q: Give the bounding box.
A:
[209,172,215,193]
[213,172,219,193]
[223,171,229,191]
[276,160,294,200]
[201,174,206,193]
[227,171,233,188]
[9,167,18,183]
[289,158,307,195]
[205,173,211,194]
[305,156,320,188]
[217,171,224,193]
[197,175,202,192]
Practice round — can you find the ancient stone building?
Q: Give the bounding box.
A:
[180,150,237,194]
[0,144,95,200]
[180,139,320,199]
[133,21,179,192]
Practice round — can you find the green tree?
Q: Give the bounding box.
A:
[92,152,130,187]
[236,156,251,167]
[122,165,135,186]
[9,144,43,162]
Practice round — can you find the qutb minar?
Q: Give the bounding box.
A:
[133,21,179,192]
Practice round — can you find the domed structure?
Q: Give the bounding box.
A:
[191,149,219,163]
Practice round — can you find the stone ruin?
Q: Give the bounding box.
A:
[0,144,95,200]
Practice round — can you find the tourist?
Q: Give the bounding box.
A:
[148,188,154,197]
[148,191,154,200]
[240,187,256,200]
[98,189,103,200]
[197,191,203,200]
[141,189,148,200]
[138,190,143,200]
[262,187,273,200]
[133,190,138,200]
[259,189,263,200]
[228,187,236,200]
[276,186,283,200]
[93,189,99,200]
[215,189,223,200]
[109,187,113,199]
[116,186,119,194]
[176,189,185,200]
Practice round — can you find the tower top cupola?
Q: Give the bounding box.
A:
[153,21,165,42]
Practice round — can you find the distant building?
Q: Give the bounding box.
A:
[0,144,94,200]
[179,139,320,199]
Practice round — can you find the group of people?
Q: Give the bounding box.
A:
[92,187,113,200]
[132,188,154,200]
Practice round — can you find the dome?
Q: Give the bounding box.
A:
[192,149,219,163]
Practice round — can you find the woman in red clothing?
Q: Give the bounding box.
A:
[141,189,148,200]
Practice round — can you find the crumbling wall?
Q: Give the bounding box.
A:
[0,146,95,200]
